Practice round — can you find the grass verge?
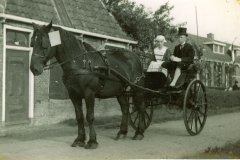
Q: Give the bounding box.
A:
[182,139,240,159]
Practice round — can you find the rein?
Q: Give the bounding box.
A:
[40,50,99,70]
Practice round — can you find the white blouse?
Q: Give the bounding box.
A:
[154,46,167,62]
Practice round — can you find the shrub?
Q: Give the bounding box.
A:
[206,88,240,109]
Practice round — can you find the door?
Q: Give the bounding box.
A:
[5,49,30,125]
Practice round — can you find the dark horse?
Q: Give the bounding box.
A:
[30,21,146,149]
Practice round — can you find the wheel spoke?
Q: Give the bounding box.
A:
[196,87,203,103]
[195,84,201,101]
[187,111,194,129]
[196,102,207,106]
[143,115,147,127]
[133,114,139,125]
[197,113,203,126]
[144,110,150,121]
[198,109,207,117]
[195,112,198,133]
[189,88,194,98]
[130,108,137,115]
[190,113,194,130]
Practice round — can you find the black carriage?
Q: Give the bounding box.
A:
[125,64,208,136]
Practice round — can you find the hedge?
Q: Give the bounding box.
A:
[206,88,240,109]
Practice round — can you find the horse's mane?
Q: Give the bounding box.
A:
[52,27,140,64]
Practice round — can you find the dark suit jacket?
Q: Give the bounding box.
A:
[173,43,195,64]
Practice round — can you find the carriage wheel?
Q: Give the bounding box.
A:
[128,96,154,130]
[183,79,208,136]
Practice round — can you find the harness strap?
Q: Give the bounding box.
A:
[63,69,121,83]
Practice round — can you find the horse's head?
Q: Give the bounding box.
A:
[30,21,56,76]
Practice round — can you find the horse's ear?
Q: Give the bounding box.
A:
[43,21,52,33]
[32,22,38,31]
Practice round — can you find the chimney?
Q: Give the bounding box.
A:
[207,33,214,41]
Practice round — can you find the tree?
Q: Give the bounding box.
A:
[101,0,186,50]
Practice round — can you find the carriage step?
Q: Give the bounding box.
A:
[165,85,182,93]
[167,90,182,93]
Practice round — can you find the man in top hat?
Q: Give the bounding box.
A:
[232,80,239,91]
[162,27,195,91]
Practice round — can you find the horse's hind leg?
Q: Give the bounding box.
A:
[68,92,86,147]
[115,93,129,140]
[84,91,98,149]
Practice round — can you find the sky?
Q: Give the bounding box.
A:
[129,0,240,46]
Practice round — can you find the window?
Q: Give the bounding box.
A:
[213,44,224,54]
[214,44,218,53]
[204,42,225,54]
[6,29,30,47]
[219,46,223,53]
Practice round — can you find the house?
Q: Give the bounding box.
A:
[164,33,240,89]
[0,0,137,128]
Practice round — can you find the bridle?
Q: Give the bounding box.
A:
[31,29,105,71]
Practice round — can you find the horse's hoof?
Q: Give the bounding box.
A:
[132,134,144,140]
[85,141,98,149]
[115,134,126,140]
[71,141,85,147]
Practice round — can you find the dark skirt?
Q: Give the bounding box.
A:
[161,61,191,71]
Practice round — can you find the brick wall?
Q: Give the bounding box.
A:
[34,71,50,101]
[33,98,121,125]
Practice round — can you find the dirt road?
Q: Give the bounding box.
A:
[0,112,240,160]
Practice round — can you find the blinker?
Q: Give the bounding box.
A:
[42,36,50,48]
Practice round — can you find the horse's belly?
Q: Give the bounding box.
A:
[95,81,125,98]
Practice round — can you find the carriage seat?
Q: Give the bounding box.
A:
[144,64,197,90]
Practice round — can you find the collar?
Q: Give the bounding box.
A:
[180,42,186,46]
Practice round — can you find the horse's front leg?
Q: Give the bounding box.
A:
[84,91,98,149]
[132,91,145,140]
[68,92,86,147]
[115,93,129,140]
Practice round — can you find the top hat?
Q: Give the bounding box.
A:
[178,27,188,37]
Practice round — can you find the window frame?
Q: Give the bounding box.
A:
[105,43,126,49]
